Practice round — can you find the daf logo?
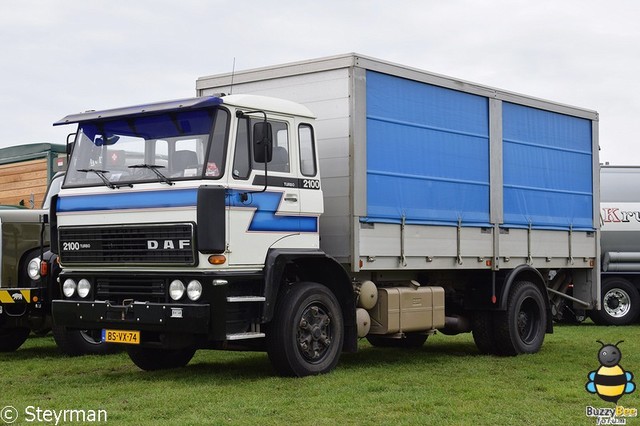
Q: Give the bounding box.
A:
[147,239,191,250]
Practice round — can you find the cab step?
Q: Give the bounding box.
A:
[226,332,266,341]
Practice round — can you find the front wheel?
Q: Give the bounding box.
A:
[52,325,116,356]
[266,282,344,377]
[494,281,547,356]
[589,278,640,325]
[127,346,196,371]
[0,328,30,352]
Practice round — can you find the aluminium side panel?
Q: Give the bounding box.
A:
[353,63,598,275]
[362,70,491,227]
[501,102,594,230]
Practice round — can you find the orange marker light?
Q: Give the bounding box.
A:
[40,261,48,277]
[208,255,226,265]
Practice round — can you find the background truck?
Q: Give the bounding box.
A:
[51,54,599,376]
[0,171,109,354]
[591,165,640,325]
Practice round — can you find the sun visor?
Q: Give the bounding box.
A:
[53,96,223,126]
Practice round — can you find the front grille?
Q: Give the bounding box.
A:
[96,276,165,303]
[59,223,196,265]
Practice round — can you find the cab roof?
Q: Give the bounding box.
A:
[53,94,314,126]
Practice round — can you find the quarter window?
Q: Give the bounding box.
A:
[299,124,317,177]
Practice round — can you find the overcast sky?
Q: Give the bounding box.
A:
[1,0,639,165]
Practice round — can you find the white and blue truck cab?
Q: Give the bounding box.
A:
[52,54,601,376]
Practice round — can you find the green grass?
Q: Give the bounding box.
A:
[2,322,640,425]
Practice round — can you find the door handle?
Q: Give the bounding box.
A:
[284,194,298,202]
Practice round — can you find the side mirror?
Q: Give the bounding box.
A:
[253,122,273,163]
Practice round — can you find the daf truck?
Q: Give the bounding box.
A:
[51,54,600,376]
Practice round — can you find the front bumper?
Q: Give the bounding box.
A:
[52,300,211,334]
[0,287,45,329]
[51,273,230,345]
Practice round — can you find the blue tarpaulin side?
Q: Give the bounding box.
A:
[502,102,594,230]
[364,71,490,226]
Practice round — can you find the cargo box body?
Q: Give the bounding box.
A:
[197,54,599,294]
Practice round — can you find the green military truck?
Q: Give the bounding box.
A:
[0,172,109,354]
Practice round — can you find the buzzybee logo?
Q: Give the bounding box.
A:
[586,341,635,403]
[585,340,638,424]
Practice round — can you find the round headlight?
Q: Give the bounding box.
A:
[77,279,91,298]
[169,280,185,301]
[27,257,42,280]
[187,280,203,301]
[62,279,77,298]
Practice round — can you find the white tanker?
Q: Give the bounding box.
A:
[591,165,640,325]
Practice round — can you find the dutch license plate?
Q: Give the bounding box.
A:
[102,329,140,345]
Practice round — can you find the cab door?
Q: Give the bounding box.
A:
[227,115,302,266]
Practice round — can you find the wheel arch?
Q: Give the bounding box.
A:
[263,249,357,352]
[499,265,553,333]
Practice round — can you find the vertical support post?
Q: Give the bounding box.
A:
[399,214,407,267]
[456,218,463,265]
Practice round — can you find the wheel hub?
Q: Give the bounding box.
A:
[604,289,631,318]
[517,297,539,343]
[297,303,332,361]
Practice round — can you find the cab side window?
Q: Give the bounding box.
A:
[233,118,290,180]
[253,121,289,173]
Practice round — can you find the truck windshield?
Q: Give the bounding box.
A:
[64,108,228,188]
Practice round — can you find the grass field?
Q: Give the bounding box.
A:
[2,322,640,425]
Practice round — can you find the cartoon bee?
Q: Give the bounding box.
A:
[586,340,636,403]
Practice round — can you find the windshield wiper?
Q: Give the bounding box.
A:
[128,164,174,186]
[78,168,117,189]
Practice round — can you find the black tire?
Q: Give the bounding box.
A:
[266,282,344,377]
[589,278,640,326]
[52,325,116,356]
[367,333,428,348]
[0,328,30,352]
[494,281,547,356]
[127,346,196,371]
[472,310,496,355]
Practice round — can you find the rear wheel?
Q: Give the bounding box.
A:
[267,282,344,377]
[127,346,196,371]
[52,325,116,356]
[367,333,428,348]
[494,281,546,356]
[589,278,640,325]
[472,310,496,355]
[0,328,30,352]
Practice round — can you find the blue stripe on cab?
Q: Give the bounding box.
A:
[57,189,198,212]
[57,188,318,233]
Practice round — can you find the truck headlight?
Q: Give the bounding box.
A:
[62,279,76,298]
[187,280,202,301]
[77,279,91,298]
[27,258,42,280]
[169,280,185,301]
